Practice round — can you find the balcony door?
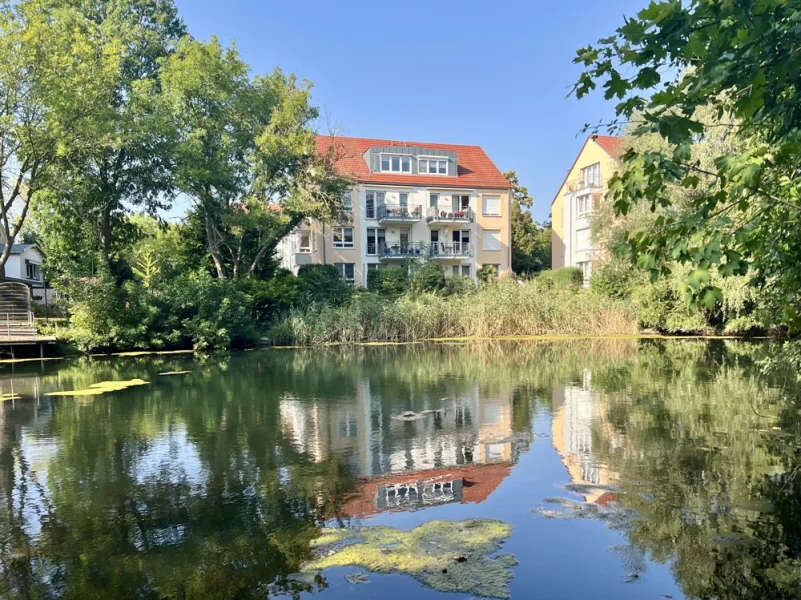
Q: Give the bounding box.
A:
[430,230,440,255]
[400,229,410,252]
[452,230,470,254]
[452,194,469,213]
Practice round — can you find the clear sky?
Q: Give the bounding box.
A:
[172,0,647,223]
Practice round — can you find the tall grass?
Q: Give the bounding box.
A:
[269,277,638,346]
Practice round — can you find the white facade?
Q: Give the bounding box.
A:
[1,245,44,286]
[561,182,602,285]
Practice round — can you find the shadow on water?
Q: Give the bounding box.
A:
[0,339,797,598]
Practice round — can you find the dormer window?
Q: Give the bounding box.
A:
[419,157,448,175]
[381,155,411,173]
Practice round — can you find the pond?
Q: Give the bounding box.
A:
[0,340,798,599]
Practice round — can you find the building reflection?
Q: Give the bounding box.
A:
[279,378,530,517]
[551,369,619,504]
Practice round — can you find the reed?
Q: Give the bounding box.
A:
[269,277,638,346]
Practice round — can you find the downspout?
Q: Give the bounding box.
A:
[322,223,327,264]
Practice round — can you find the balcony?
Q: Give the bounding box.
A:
[379,242,425,259]
[426,206,473,224]
[565,177,602,194]
[429,242,472,259]
[377,204,422,224]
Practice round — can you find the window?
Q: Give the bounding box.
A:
[298,232,311,253]
[576,228,591,250]
[581,163,601,187]
[482,230,501,251]
[484,264,501,277]
[453,194,470,211]
[26,263,40,281]
[333,227,354,248]
[577,261,593,283]
[461,265,471,278]
[342,191,353,210]
[366,228,385,255]
[482,195,501,216]
[419,158,447,175]
[366,191,384,219]
[399,193,408,209]
[577,194,593,218]
[453,230,470,254]
[452,265,460,277]
[367,263,386,271]
[336,263,355,284]
[429,193,439,208]
[381,155,411,173]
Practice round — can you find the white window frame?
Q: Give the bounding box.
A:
[418,156,449,176]
[26,263,40,281]
[482,195,501,217]
[380,154,412,173]
[429,192,439,208]
[482,230,502,251]
[577,194,593,218]
[298,231,311,253]
[333,226,354,249]
[577,261,593,283]
[365,190,384,219]
[336,262,355,284]
[461,265,471,278]
[342,191,353,210]
[581,163,601,187]
[366,227,385,256]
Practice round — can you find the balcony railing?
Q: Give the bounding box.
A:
[377,204,422,222]
[426,206,473,223]
[565,177,602,194]
[429,242,472,258]
[379,241,425,259]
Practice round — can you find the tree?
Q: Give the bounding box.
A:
[0,1,120,280]
[159,37,349,279]
[504,170,551,275]
[572,0,801,327]
[33,0,185,276]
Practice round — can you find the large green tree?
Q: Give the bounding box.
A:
[0,0,121,280]
[504,170,551,275]
[33,0,185,279]
[573,0,801,327]
[159,37,349,279]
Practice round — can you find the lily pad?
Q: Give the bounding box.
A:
[0,393,21,401]
[302,519,517,599]
[46,379,150,397]
[159,371,193,376]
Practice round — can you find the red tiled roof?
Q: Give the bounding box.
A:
[550,134,624,206]
[317,135,511,190]
[593,135,625,158]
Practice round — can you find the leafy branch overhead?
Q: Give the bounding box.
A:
[572,0,801,326]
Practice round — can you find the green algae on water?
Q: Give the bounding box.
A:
[302,518,517,599]
[159,371,193,376]
[46,379,150,397]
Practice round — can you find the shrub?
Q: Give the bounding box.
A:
[297,264,352,306]
[367,267,409,296]
[537,267,583,289]
[235,270,301,322]
[476,265,498,283]
[410,261,446,294]
[446,275,476,297]
[591,261,643,299]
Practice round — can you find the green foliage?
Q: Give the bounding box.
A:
[367,267,409,296]
[590,261,643,300]
[410,261,446,294]
[235,270,302,322]
[537,267,583,289]
[445,275,476,297]
[505,170,551,275]
[573,0,801,329]
[477,265,498,283]
[297,264,352,306]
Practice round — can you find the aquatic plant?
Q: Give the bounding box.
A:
[302,519,517,599]
[46,379,150,397]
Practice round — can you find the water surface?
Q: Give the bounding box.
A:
[0,340,798,599]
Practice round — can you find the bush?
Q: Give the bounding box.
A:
[410,261,446,294]
[446,275,476,297]
[297,264,352,306]
[591,261,643,299]
[367,267,409,296]
[476,265,498,283]
[235,269,301,322]
[537,267,584,289]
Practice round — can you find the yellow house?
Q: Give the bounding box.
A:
[551,135,623,280]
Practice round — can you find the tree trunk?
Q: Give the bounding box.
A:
[247,213,304,276]
[100,203,112,265]
[204,205,226,279]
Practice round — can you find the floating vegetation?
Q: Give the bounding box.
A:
[302,519,517,599]
[46,379,150,397]
[561,482,619,495]
[159,371,193,376]
[533,497,639,532]
[0,393,21,401]
[345,572,370,584]
[391,409,442,421]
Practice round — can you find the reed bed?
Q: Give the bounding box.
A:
[269,278,638,346]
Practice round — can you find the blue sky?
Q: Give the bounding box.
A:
[173,0,647,223]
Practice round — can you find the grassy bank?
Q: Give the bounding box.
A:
[269,277,637,346]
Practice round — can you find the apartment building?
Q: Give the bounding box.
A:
[278,136,512,286]
[551,135,623,282]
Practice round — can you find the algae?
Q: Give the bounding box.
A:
[0,393,21,401]
[301,519,517,599]
[46,379,150,397]
[533,497,639,532]
[159,371,193,376]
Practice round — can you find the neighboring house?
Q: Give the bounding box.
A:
[278,135,512,286]
[551,135,623,283]
[0,243,44,288]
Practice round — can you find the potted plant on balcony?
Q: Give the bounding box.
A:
[411,207,420,217]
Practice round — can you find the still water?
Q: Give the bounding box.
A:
[0,340,798,599]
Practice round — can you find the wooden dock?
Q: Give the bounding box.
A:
[0,282,57,357]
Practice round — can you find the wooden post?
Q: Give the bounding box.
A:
[39,343,44,358]
[10,346,14,359]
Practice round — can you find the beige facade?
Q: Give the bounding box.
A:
[279,137,512,286]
